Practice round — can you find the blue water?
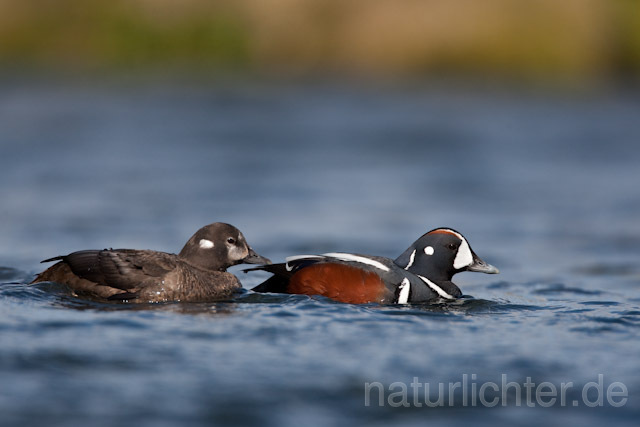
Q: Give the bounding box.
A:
[1,78,639,426]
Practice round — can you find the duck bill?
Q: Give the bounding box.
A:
[242,248,271,265]
[466,254,499,274]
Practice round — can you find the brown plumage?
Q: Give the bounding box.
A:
[288,263,392,304]
[32,223,270,303]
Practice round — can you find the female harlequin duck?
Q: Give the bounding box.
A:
[32,222,270,302]
[249,228,498,304]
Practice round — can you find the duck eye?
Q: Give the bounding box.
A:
[227,237,236,244]
[447,243,457,250]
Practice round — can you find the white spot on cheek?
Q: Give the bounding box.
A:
[453,238,473,269]
[424,246,434,256]
[199,239,214,249]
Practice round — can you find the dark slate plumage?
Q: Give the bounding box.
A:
[249,228,498,304]
[32,223,270,302]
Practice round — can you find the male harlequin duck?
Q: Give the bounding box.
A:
[31,222,270,303]
[249,228,498,304]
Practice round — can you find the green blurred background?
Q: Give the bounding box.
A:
[2,0,639,84]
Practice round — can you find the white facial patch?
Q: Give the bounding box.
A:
[397,278,411,304]
[404,250,416,270]
[322,253,390,272]
[228,245,248,261]
[417,275,455,300]
[424,246,434,256]
[199,239,214,249]
[453,238,473,269]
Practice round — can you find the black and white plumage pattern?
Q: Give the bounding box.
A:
[250,228,498,304]
[251,252,462,303]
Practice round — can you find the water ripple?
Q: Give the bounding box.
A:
[533,283,602,296]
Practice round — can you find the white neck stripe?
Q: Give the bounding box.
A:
[417,275,455,299]
[404,250,416,270]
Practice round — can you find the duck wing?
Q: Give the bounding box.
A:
[52,249,177,291]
